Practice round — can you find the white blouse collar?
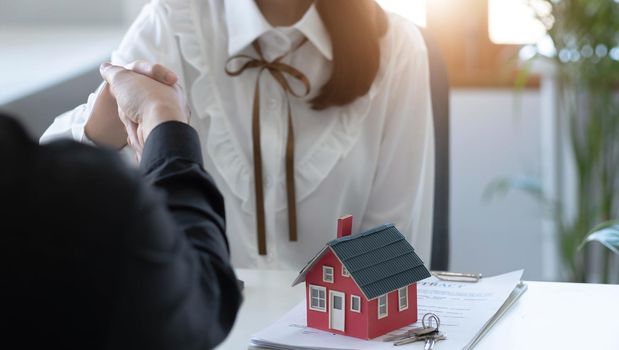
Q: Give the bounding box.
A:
[224,0,333,60]
[293,4,333,60]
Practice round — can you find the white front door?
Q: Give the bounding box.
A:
[329,290,345,332]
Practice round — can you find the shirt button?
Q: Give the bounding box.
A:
[268,98,278,110]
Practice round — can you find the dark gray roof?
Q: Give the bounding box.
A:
[327,224,431,300]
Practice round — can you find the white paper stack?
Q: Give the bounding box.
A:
[250,270,526,350]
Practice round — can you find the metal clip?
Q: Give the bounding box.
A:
[432,271,482,283]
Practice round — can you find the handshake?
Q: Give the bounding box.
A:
[96,61,189,159]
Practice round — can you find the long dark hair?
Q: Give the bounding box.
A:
[311,0,388,110]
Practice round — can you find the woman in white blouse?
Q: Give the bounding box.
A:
[41,0,435,270]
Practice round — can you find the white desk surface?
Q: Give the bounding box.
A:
[0,26,124,105]
[217,269,619,350]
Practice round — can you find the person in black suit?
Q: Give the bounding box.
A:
[0,62,242,349]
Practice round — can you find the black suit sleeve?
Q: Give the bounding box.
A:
[1,115,240,350]
[108,122,242,350]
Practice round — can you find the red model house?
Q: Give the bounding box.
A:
[292,215,431,340]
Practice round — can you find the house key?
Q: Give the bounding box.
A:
[383,326,437,342]
[424,334,446,350]
[422,313,443,349]
[393,312,445,346]
[393,333,446,346]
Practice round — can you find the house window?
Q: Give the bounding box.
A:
[350,295,361,313]
[309,285,326,312]
[398,287,409,311]
[378,294,388,319]
[342,265,350,277]
[323,266,334,283]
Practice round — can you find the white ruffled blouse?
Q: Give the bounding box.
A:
[40,0,435,270]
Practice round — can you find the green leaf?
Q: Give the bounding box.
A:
[483,176,544,202]
[579,221,619,256]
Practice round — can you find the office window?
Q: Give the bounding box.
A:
[426,0,542,87]
[323,266,334,283]
[379,0,549,86]
[342,265,350,277]
[309,285,326,312]
[488,0,547,45]
[378,294,388,319]
[398,287,409,311]
[351,295,361,313]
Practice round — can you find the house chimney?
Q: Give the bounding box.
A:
[337,215,353,238]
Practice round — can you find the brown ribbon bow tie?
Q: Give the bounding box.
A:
[225,39,310,255]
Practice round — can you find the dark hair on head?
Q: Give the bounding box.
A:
[311,0,388,110]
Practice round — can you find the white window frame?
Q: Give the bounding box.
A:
[342,264,350,277]
[309,285,327,312]
[377,293,388,319]
[350,295,361,313]
[398,286,409,311]
[323,266,334,283]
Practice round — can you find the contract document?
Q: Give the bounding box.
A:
[250,270,526,350]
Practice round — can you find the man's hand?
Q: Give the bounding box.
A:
[99,62,190,155]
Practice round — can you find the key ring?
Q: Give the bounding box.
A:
[422,313,441,331]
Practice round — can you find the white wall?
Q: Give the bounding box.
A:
[0,0,122,25]
[449,89,547,281]
[0,0,148,135]
[0,0,146,26]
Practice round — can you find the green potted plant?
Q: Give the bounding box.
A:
[489,0,619,282]
[535,0,619,283]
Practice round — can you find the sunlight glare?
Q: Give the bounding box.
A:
[489,0,547,44]
[376,0,427,27]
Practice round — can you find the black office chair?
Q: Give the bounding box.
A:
[419,28,450,271]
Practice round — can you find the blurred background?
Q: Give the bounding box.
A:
[1,0,617,283]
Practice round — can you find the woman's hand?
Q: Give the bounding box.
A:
[84,61,179,149]
[99,62,190,156]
